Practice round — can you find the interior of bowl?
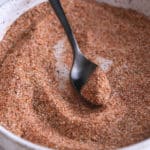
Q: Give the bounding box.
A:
[0,0,149,150]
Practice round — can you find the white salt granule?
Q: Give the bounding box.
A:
[96,56,113,73]
[53,38,69,90]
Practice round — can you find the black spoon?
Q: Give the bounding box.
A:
[49,0,97,93]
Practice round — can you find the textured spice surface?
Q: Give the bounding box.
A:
[0,0,150,150]
[81,67,111,105]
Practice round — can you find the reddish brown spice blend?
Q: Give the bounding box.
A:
[81,68,111,105]
[0,0,150,150]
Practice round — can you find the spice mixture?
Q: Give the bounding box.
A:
[81,67,111,105]
[0,0,150,149]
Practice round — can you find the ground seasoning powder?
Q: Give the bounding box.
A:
[0,0,150,150]
[81,67,111,105]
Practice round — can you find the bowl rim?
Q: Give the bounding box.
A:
[1,125,150,150]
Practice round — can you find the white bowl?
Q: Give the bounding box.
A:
[0,0,150,149]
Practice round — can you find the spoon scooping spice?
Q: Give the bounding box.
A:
[49,0,111,105]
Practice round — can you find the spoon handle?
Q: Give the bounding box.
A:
[49,0,80,55]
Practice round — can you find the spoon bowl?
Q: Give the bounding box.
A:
[71,52,97,91]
